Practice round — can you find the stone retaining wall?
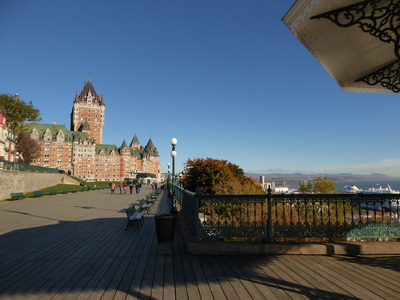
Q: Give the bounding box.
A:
[0,170,79,200]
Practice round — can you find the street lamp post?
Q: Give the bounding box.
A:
[170,138,177,181]
[170,138,177,211]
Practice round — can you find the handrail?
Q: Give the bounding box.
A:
[170,183,400,243]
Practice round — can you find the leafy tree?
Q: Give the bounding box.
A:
[298,180,313,194]
[298,176,337,194]
[0,94,41,134]
[180,158,264,195]
[0,94,41,163]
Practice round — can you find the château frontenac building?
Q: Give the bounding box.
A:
[28,79,160,182]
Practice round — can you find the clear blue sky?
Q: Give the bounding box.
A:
[1,0,400,176]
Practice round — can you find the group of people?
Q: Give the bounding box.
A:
[151,182,158,191]
[109,181,142,194]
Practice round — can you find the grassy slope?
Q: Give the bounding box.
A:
[5,176,113,200]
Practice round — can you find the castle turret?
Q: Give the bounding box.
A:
[130,135,141,150]
[71,78,105,144]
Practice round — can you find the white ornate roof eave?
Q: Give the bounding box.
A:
[283,0,397,94]
[283,0,321,30]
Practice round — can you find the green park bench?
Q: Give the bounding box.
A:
[33,191,43,197]
[124,204,145,230]
[147,194,155,204]
[139,198,151,213]
[10,193,24,199]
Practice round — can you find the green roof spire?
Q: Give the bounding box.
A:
[120,140,128,148]
[145,139,159,156]
[130,134,140,146]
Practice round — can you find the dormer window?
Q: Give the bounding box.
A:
[30,129,39,140]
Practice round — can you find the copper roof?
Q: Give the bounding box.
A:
[75,78,105,104]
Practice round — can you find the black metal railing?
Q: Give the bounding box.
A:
[170,183,400,242]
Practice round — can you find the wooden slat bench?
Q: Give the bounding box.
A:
[33,191,43,197]
[10,192,24,199]
[139,198,151,213]
[147,195,156,204]
[124,205,144,230]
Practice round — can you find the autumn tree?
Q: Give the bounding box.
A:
[15,131,40,164]
[180,158,265,195]
[298,176,337,194]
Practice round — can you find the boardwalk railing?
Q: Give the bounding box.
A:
[170,183,400,242]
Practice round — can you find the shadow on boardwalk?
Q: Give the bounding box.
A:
[0,190,398,299]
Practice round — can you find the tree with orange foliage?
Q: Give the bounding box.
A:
[15,131,40,164]
[180,158,264,195]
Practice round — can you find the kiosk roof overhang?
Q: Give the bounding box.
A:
[283,0,400,94]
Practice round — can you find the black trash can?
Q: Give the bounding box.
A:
[154,214,176,244]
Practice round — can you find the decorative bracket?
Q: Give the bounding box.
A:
[312,0,400,58]
[356,59,400,93]
[312,0,400,93]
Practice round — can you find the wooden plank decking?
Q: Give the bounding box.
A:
[0,186,399,300]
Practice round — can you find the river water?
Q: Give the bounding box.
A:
[287,180,400,192]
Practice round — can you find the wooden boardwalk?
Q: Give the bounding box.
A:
[0,186,400,300]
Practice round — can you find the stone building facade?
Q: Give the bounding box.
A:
[0,112,17,162]
[28,79,160,182]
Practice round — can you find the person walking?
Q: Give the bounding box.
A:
[123,182,128,194]
[129,181,134,194]
[136,182,142,194]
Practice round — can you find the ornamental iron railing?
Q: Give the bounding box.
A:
[170,184,400,242]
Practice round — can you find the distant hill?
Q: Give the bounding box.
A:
[163,171,400,183]
[245,172,400,183]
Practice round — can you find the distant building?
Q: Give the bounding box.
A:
[0,112,16,163]
[274,185,289,194]
[263,181,290,193]
[27,79,160,181]
[260,176,265,189]
[265,182,275,191]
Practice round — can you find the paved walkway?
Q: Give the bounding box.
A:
[0,187,400,299]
